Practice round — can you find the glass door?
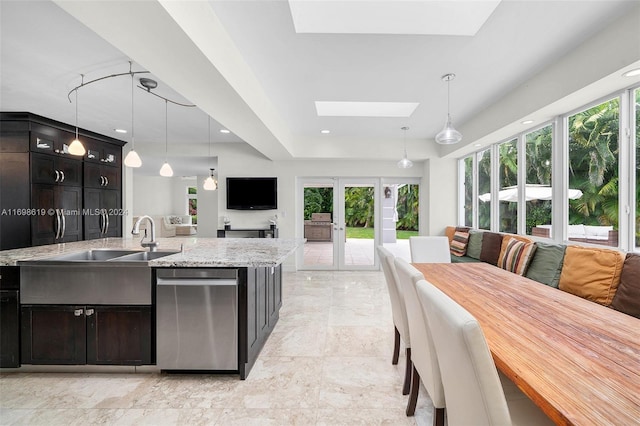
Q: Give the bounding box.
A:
[337,179,379,270]
[300,178,379,270]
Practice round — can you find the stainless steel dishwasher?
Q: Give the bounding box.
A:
[156,269,238,371]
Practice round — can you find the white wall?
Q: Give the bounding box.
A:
[132,175,174,216]
[129,143,456,270]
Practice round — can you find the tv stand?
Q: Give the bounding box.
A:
[217,227,278,238]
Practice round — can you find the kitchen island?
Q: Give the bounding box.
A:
[0,237,303,379]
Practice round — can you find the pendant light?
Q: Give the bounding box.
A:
[397,126,413,169]
[68,75,86,156]
[124,68,142,167]
[203,168,218,191]
[203,117,218,191]
[435,73,462,145]
[159,99,174,177]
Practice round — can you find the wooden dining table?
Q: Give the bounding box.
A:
[412,262,640,426]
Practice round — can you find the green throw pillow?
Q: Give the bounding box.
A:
[467,230,483,260]
[525,242,566,288]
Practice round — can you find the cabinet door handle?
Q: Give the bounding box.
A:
[54,209,61,240]
[104,209,109,235]
[100,210,105,235]
[100,176,104,186]
[54,170,60,182]
[60,210,66,238]
[85,308,95,316]
[105,177,109,187]
[74,308,84,316]
[59,171,65,182]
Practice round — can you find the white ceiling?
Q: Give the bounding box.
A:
[1,0,639,176]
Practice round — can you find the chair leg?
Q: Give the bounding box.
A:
[432,407,445,426]
[392,326,400,365]
[402,348,412,395]
[406,365,420,416]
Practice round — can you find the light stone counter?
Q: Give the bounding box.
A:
[0,237,304,267]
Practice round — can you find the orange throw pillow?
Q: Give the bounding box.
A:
[558,246,625,306]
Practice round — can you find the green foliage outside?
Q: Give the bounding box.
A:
[469,90,640,244]
[346,227,418,239]
[303,184,419,238]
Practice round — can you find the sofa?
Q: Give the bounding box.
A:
[531,224,618,247]
[132,215,194,238]
[443,226,640,320]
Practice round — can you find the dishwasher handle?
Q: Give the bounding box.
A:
[157,278,237,287]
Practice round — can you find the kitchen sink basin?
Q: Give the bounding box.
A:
[115,251,178,261]
[40,249,141,262]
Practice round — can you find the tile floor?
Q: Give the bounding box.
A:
[302,239,411,267]
[0,271,434,425]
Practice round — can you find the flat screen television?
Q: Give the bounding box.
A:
[226,177,278,210]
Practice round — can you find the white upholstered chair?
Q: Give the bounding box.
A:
[394,258,445,423]
[416,280,554,426]
[409,236,451,263]
[377,246,412,396]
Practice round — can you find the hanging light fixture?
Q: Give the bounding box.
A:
[124,67,142,167]
[397,126,413,169]
[203,117,218,191]
[435,73,462,145]
[159,99,174,177]
[203,168,218,191]
[68,75,86,156]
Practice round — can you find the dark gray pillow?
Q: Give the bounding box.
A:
[466,230,483,260]
[479,232,503,266]
[525,242,566,288]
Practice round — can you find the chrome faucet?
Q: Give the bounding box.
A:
[132,215,159,251]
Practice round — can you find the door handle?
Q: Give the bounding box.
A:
[59,170,65,183]
[104,209,110,235]
[54,209,61,239]
[105,177,109,187]
[74,308,84,316]
[100,176,105,186]
[61,210,66,238]
[54,170,60,182]
[85,308,95,316]
[99,210,104,234]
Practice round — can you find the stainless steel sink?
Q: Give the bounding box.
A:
[18,249,180,305]
[114,251,177,262]
[39,249,141,262]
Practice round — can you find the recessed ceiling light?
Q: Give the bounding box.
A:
[321,129,330,134]
[220,129,230,134]
[521,120,534,125]
[114,128,127,133]
[623,68,640,77]
[474,143,482,147]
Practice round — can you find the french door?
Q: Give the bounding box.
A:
[300,178,379,270]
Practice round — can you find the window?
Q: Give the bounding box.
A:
[567,98,619,240]
[463,156,473,227]
[498,138,517,233]
[187,187,197,225]
[478,148,491,230]
[525,125,553,236]
[459,88,637,251]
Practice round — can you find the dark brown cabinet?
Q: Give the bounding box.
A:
[0,122,30,250]
[84,162,120,190]
[31,184,82,246]
[31,153,82,186]
[240,265,282,379]
[83,187,121,240]
[86,306,151,365]
[21,305,87,365]
[0,112,126,249]
[21,305,151,365]
[0,266,21,368]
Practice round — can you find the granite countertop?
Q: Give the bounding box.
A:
[0,237,304,267]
